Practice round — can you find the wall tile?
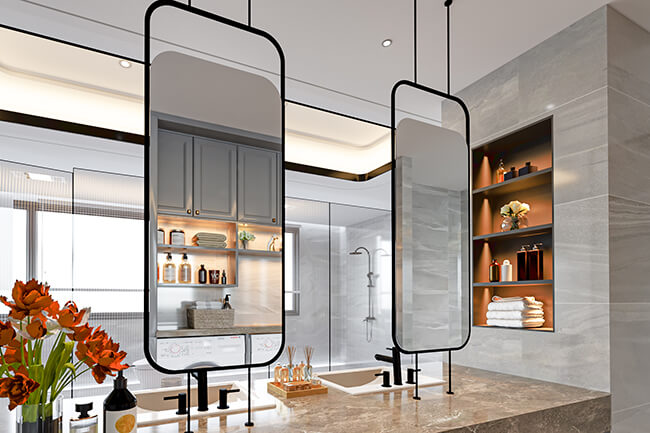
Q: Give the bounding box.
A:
[608,88,650,206]
[612,402,650,433]
[554,196,609,304]
[553,87,608,159]
[610,303,650,413]
[555,145,608,205]
[607,7,650,107]
[609,197,650,303]
[519,8,608,120]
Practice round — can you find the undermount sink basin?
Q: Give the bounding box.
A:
[317,367,445,395]
[134,382,275,426]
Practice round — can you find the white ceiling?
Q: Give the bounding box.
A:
[3,0,650,124]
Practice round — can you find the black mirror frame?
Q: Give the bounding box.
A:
[390,79,472,355]
[143,0,286,375]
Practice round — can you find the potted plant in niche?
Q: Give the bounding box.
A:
[500,200,530,231]
[239,230,256,250]
[0,279,129,433]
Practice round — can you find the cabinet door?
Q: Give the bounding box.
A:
[157,130,192,216]
[193,137,237,219]
[238,147,278,224]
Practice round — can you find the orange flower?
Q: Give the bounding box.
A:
[25,319,46,340]
[4,340,27,366]
[74,327,128,383]
[0,321,16,346]
[58,301,89,329]
[0,280,56,322]
[0,367,40,410]
[68,324,92,342]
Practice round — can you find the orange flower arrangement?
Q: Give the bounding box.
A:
[0,279,128,412]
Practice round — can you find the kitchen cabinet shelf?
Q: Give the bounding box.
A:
[158,244,237,254]
[473,167,552,197]
[473,224,552,241]
[473,280,553,287]
[158,283,236,289]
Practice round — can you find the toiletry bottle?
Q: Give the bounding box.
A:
[157,228,165,245]
[163,253,176,283]
[528,243,544,280]
[70,402,98,433]
[103,371,137,433]
[501,259,513,282]
[504,166,517,181]
[517,245,529,281]
[169,229,185,246]
[222,294,232,309]
[221,269,227,285]
[178,253,192,284]
[496,159,506,183]
[489,259,501,282]
[198,264,207,284]
[273,363,283,384]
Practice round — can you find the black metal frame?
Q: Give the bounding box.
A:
[390,79,472,358]
[143,0,286,375]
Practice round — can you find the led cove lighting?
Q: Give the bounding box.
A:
[119,60,132,68]
[382,39,392,47]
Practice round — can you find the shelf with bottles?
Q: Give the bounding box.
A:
[158,250,236,286]
[157,244,238,254]
[236,222,282,253]
[158,283,236,289]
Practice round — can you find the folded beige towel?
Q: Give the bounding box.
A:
[192,232,227,242]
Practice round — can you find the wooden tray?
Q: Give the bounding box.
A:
[267,381,328,398]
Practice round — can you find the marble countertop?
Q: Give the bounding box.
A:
[135,364,610,433]
[156,325,282,338]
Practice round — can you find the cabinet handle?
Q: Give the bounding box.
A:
[195,210,200,215]
[186,209,191,215]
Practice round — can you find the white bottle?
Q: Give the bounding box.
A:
[501,259,513,282]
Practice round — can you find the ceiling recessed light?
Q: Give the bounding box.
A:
[382,39,393,47]
[545,103,555,110]
[119,60,132,68]
[25,172,53,182]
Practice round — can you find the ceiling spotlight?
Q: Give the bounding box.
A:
[382,39,393,47]
[119,60,132,68]
[545,103,555,110]
[25,172,53,182]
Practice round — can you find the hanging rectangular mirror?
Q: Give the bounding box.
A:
[145,1,285,373]
[391,81,471,353]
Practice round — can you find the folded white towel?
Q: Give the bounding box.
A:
[492,296,543,306]
[487,301,543,311]
[486,318,545,328]
[486,310,544,320]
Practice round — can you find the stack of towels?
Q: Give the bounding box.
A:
[486,296,545,328]
[192,232,227,249]
[193,301,221,310]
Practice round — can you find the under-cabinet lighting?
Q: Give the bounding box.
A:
[119,60,132,68]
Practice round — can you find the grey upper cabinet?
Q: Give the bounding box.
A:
[157,130,193,216]
[238,147,278,224]
[193,137,237,220]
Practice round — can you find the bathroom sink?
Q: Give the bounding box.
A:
[316,367,445,395]
[134,382,276,426]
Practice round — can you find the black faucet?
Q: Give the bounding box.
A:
[217,388,240,410]
[191,370,209,412]
[374,347,402,385]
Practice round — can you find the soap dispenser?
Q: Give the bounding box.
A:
[70,402,97,433]
[222,294,233,310]
[103,371,137,433]
[489,259,501,282]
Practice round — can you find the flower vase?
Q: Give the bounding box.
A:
[501,215,528,231]
[304,364,313,381]
[16,395,63,433]
[240,239,248,249]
